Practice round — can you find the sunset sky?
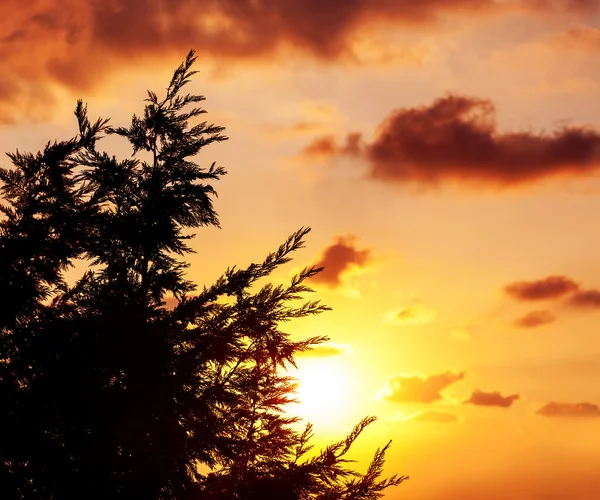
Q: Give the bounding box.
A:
[3,1,600,498]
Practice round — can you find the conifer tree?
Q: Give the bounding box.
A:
[0,51,408,499]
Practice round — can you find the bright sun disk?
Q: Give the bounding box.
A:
[293,360,357,431]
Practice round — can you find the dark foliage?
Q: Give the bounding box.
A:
[0,51,408,499]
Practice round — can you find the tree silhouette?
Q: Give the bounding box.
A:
[0,51,408,499]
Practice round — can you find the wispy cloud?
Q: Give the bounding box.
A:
[537,401,600,418]
[383,305,438,326]
[378,371,465,404]
[547,24,600,53]
[513,310,556,328]
[301,133,362,160]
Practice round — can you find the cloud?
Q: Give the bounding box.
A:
[504,275,579,301]
[296,341,353,358]
[383,305,438,326]
[505,276,600,311]
[0,0,597,122]
[304,95,600,187]
[548,25,600,53]
[464,389,519,408]
[513,310,556,328]
[537,401,600,418]
[522,0,600,12]
[310,235,371,288]
[568,289,600,308]
[406,410,459,423]
[301,133,363,160]
[378,371,465,404]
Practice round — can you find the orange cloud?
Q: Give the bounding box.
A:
[465,389,519,408]
[379,371,465,404]
[568,289,600,308]
[522,0,600,11]
[0,1,597,121]
[300,135,338,159]
[548,24,600,52]
[513,310,556,328]
[406,410,459,423]
[310,235,371,288]
[537,401,600,418]
[504,275,579,300]
[304,95,600,187]
[301,133,362,160]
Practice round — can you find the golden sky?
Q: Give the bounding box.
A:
[3,1,600,498]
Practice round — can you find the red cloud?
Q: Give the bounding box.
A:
[513,310,556,328]
[537,401,600,418]
[379,371,465,404]
[304,95,600,187]
[568,289,600,308]
[465,389,519,408]
[310,235,371,288]
[504,276,579,300]
[367,96,600,186]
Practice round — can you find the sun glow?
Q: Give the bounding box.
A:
[292,359,358,431]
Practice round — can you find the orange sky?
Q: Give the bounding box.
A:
[3,2,600,499]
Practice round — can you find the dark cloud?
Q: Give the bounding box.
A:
[537,401,600,418]
[304,95,600,187]
[366,95,600,186]
[407,410,459,423]
[505,276,600,311]
[504,275,579,301]
[464,389,519,408]
[310,235,371,288]
[513,310,556,328]
[379,371,464,404]
[0,0,598,121]
[568,289,600,308]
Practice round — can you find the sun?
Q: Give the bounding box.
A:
[292,359,357,431]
